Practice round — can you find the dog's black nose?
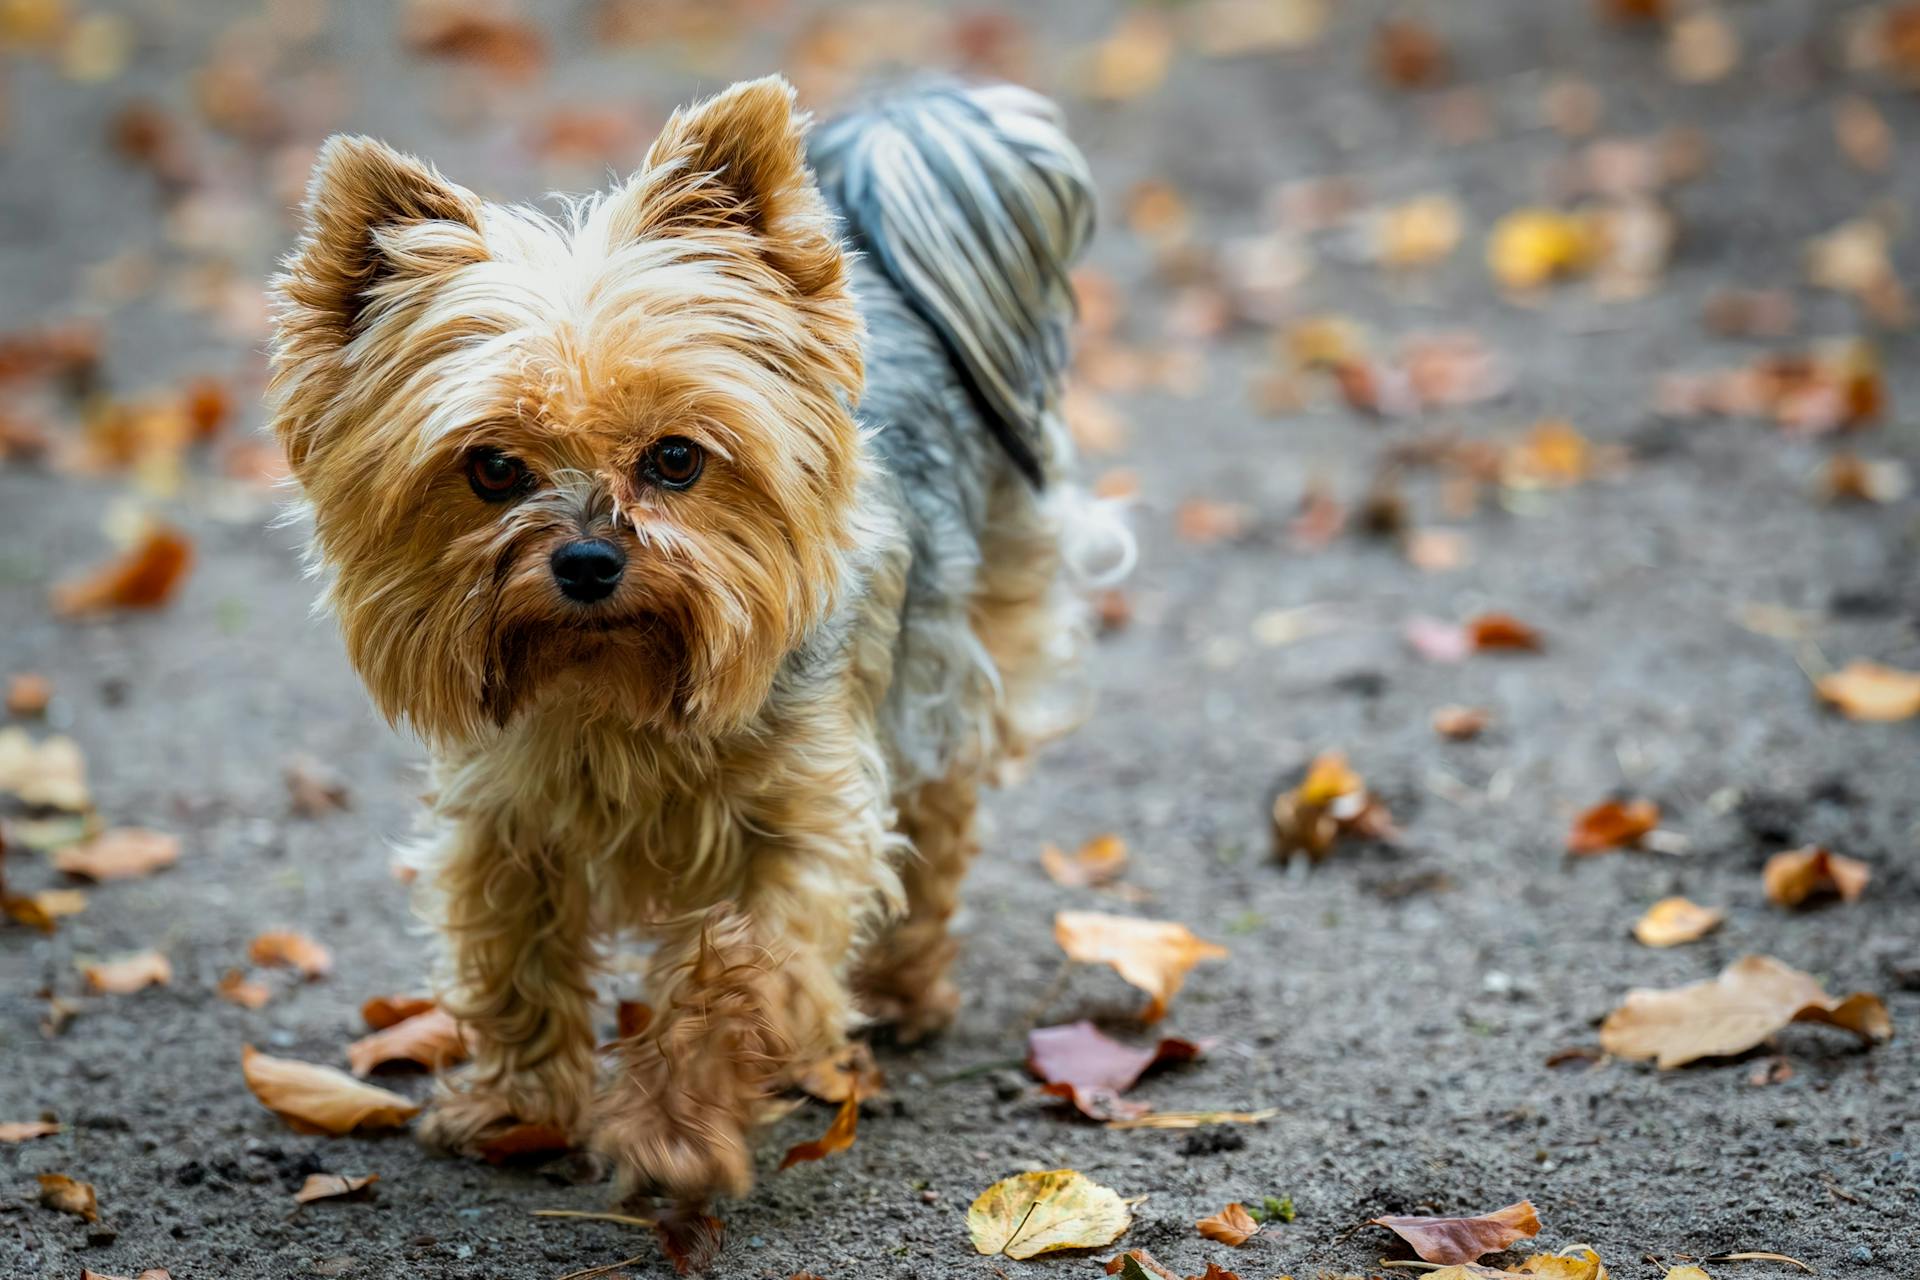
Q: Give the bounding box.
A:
[551,539,625,603]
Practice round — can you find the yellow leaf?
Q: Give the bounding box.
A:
[1633,897,1724,947]
[1041,834,1130,888]
[1488,209,1594,290]
[1053,911,1227,1022]
[968,1169,1131,1260]
[241,1045,420,1135]
[1815,661,1920,721]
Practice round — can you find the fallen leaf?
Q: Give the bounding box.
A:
[779,1095,858,1170]
[1762,846,1871,908]
[242,1045,421,1134]
[1488,209,1594,290]
[1027,1020,1208,1120]
[1371,194,1464,269]
[1078,11,1173,103]
[0,728,89,810]
[1469,614,1543,652]
[1271,751,1398,859]
[249,930,334,979]
[346,1006,469,1076]
[6,672,51,716]
[1834,95,1891,172]
[1815,661,1920,721]
[295,1172,378,1204]
[1633,897,1724,947]
[402,2,547,81]
[1175,498,1251,545]
[969,1169,1132,1260]
[83,949,172,994]
[0,1120,62,1142]
[1103,1107,1277,1130]
[285,757,350,817]
[1568,799,1659,854]
[1106,1250,1179,1280]
[217,969,272,1009]
[1407,614,1543,662]
[1666,1267,1710,1280]
[361,994,438,1030]
[1432,705,1491,740]
[55,829,178,880]
[38,1172,98,1221]
[1600,954,1892,1068]
[1666,11,1739,83]
[1196,1201,1260,1246]
[1702,289,1796,338]
[1820,453,1909,504]
[477,1122,572,1164]
[50,525,193,617]
[1042,834,1130,888]
[796,1041,883,1104]
[1370,1201,1541,1265]
[1055,912,1226,1022]
[1184,0,1326,58]
[1373,19,1448,89]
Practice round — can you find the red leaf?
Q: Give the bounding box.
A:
[1027,1021,1209,1120]
[1369,1200,1542,1264]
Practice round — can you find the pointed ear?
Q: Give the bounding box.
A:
[624,76,844,300]
[276,135,487,348]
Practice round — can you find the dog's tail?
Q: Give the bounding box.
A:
[809,83,1095,492]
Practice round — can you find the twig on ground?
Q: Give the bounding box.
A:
[534,1209,658,1228]
[553,1253,650,1280]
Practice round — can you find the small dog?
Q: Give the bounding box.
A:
[268,76,1129,1203]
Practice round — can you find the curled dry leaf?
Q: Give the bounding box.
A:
[361,994,437,1030]
[778,1094,859,1170]
[476,1122,572,1164]
[1567,799,1659,855]
[217,969,272,1009]
[248,930,334,978]
[1042,833,1129,888]
[1469,614,1543,652]
[1027,1020,1209,1121]
[1763,846,1871,908]
[969,1169,1132,1260]
[0,1120,63,1142]
[1370,1200,1541,1265]
[295,1172,378,1203]
[55,829,178,881]
[1600,954,1892,1068]
[346,1006,469,1076]
[1054,910,1227,1023]
[83,949,172,994]
[0,728,89,810]
[39,1172,99,1221]
[50,525,193,618]
[1195,1201,1260,1246]
[1271,751,1397,859]
[1815,661,1920,722]
[1633,897,1724,948]
[242,1045,421,1134]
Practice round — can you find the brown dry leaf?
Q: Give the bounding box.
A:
[1502,420,1606,489]
[346,1006,469,1076]
[476,1122,572,1164]
[1054,911,1226,1023]
[217,969,272,1010]
[83,949,172,994]
[1271,751,1398,859]
[1042,833,1130,888]
[1762,846,1871,908]
[402,1,547,81]
[1820,453,1910,504]
[285,757,350,817]
[6,672,51,716]
[1371,194,1464,269]
[796,1041,884,1105]
[1405,528,1472,572]
[1600,954,1892,1068]
[55,829,178,881]
[0,1120,62,1142]
[249,930,334,979]
[1107,1250,1179,1280]
[0,728,89,810]
[38,1172,99,1222]
[1567,799,1659,855]
[1078,12,1173,103]
[1702,289,1796,338]
[1634,897,1724,948]
[1667,12,1739,83]
[1373,19,1448,89]
[1184,0,1327,57]
[1469,614,1544,652]
[1370,1201,1541,1265]
[1432,705,1491,740]
[295,1172,378,1204]
[1027,1020,1209,1121]
[1835,96,1892,172]
[1196,1201,1260,1247]
[361,994,438,1031]
[1815,660,1920,721]
[50,525,193,618]
[243,1045,421,1135]
[1175,498,1250,545]
[778,1094,858,1170]
[968,1169,1132,1260]
[1105,1108,1278,1130]
[1488,209,1594,290]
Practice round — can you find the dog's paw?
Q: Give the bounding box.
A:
[418,1071,580,1160]
[861,976,959,1044]
[593,1100,755,1203]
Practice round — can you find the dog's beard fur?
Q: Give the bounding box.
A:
[270,80,864,743]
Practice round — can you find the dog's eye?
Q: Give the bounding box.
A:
[643,436,705,490]
[467,448,529,502]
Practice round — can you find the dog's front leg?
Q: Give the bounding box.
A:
[415,822,599,1156]
[595,787,896,1202]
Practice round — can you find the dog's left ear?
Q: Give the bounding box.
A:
[622,76,845,302]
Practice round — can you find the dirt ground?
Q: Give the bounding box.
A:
[3,2,1918,1277]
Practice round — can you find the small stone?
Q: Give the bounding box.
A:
[1851,1246,1874,1264]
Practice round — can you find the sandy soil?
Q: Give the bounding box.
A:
[2,2,1917,1277]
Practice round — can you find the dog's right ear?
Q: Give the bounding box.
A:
[275,135,487,353]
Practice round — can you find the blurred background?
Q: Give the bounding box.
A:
[3,2,1918,1278]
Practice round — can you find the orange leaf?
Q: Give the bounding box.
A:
[1196,1201,1260,1247]
[217,969,272,1009]
[1467,613,1543,651]
[779,1094,859,1170]
[1762,846,1871,908]
[796,1041,884,1105]
[361,994,437,1030]
[248,930,334,979]
[6,672,51,717]
[242,1045,420,1135]
[1369,1200,1542,1264]
[1600,954,1892,1068]
[0,1120,62,1142]
[50,525,193,617]
[346,1006,469,1076]
[83,949,172,994]
[55,828,178,881]
[1567,799,1659,854]
[1815,661,1920,721]
[294,1172,378,1203]
[1053,910,1227,1022]
[38,1172,99,1222]
[1632,897,1723,948]
[1431,705,1491,740]
[1041,834,1130,888]
[477,1122,572,1164]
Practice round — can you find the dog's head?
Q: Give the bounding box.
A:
[269,78,865,744]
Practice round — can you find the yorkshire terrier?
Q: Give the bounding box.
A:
[267,76,1130,1204]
